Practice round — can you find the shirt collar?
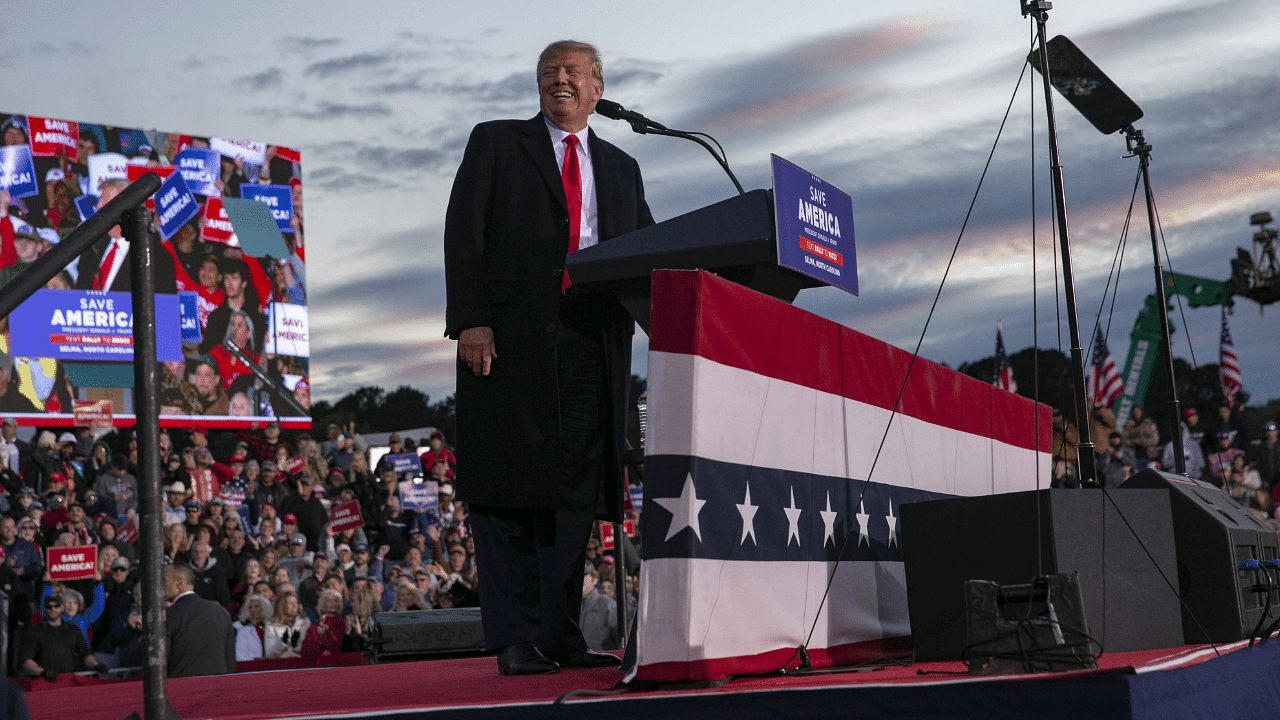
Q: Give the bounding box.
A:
[543,116,589,152]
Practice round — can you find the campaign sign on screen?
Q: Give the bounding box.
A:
[74,194,98,221]
[383,452,423,478]
[771,154,857,296]
[210,137,267,166]
[0,144,39,199]
[178,291,201,342]
[8,290,183,362]
[28,117,78,158]
[240,184,293,232]
[173,148,220,196]
[399,481,439,514]
[156,172,198,240]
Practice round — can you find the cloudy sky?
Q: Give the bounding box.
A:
[3,0,1277,407]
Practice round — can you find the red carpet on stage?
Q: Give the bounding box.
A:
[16,641,1280,720]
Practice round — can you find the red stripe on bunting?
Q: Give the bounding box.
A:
[649,269,1050,452]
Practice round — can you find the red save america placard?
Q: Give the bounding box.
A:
[201,196,235,243]
[329,501,364,534]
[28,117,78,158]
[47,545,98,581]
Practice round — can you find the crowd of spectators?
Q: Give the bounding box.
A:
[1052,402,1280,526]
[0,416,643,681]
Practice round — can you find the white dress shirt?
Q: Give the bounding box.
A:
[544,118,600,250]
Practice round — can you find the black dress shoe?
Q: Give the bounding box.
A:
[544,648,622,669]
[496,642,560,676]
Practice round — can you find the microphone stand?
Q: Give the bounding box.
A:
[623,120,745,196]
[1122,126,1186,474]
[1022,0,1098,486]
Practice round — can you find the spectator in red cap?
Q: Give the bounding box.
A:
[418,432,456,479]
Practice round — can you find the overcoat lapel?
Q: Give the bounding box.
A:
[517,115,567,213]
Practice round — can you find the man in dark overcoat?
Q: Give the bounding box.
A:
[443,39,653,675]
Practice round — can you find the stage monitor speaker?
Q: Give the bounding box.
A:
[371,607,484,657]
[1118,468,1280,643]
[901,489,1183,661]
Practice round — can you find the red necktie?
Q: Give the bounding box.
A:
[561,134,582,292]
[94,241,120,291]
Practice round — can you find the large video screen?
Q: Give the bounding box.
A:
[0,112,309,428]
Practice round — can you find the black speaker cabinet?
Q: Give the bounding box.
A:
[1119,468,1280,643]
[371,607,484,657]
[901,489,1183,661]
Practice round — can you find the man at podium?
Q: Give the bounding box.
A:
[442,39,654,676]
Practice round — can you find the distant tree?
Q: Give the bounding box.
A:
[957,346,1074,416]
[310,386,456,442]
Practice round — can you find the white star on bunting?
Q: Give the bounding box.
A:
[736,482,759,545]
[856,501,870,547]
[784,486,803,547]
[886,500,898,548]
[820,492,838,547]
[654,473,707,542]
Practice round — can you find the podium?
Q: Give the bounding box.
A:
[566,189,822,332]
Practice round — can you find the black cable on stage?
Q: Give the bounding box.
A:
[775,55,1036,675]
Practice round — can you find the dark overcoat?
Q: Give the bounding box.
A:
[443,114,653,522]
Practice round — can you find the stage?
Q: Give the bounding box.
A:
[15,639,1280,720]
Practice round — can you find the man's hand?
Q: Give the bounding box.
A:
[458,327,497,377]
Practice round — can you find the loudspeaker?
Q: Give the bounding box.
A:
[901,489,1183,661]
[371,607,484,657]
[1119,468,1280,642]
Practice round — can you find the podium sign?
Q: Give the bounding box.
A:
[771,155,857,296]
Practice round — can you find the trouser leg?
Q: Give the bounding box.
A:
[468,507,551,652]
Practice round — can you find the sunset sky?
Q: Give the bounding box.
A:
[4,0,1277,408]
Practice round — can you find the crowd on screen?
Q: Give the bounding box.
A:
[0,417,644,680]
[1051,402,1280,523]
[0,113,310,419]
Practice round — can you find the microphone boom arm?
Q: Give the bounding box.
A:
[628,122,745,196]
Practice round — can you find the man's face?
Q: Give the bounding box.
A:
[229,531,245,549]
[68,505,84,523]
[265,423,280,440]
[223,270,244,298]
[198,260,220,291]
[192,544,210,567]
[1219,406,1231,421]
[44,598,63,622]
[2,423,14,441]
[313,557,329,575]
[76,135,97,163]
[1109,436,1122,449]
[191,363,219,396]
[289,542,305,557]
[1186,412,1199,427]
[539,51,602,132]
[167,490,184,508]
[14,235,38,263]
[0,517,14,542]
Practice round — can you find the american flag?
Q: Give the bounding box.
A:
[1220,306,1243,409]
[1087,325,1123,409]
[993,322,1017,393]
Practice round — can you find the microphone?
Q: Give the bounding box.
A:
[595,99,667,130]
[593,98,744,196]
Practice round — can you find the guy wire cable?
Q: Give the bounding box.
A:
[1151,194,1200,369]
[781,53,1037,671]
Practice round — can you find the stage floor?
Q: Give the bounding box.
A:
[17,639,1280,720]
